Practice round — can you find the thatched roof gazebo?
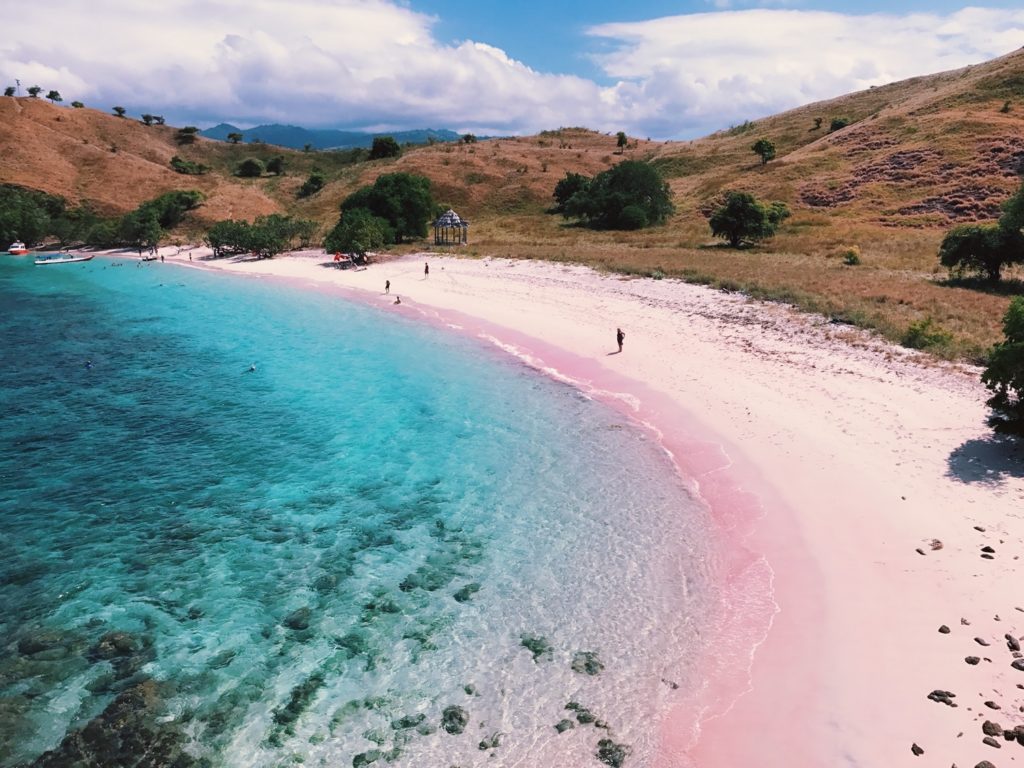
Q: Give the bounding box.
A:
[433,209,468,245]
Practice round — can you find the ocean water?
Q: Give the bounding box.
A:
[0,256,717,767]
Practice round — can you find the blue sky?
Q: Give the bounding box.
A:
[2,1,1024,139]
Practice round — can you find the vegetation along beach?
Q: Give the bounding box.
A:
[2,4,1024,767]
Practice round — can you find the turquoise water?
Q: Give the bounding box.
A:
[0,256,716,767]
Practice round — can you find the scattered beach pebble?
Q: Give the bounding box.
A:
[983,736,1002,748]
[966,656,981,665]
[982,546,995,553]
[915,548,926,556]
[975,761,996,768]
[911,742,924,756]
[1011,659,1024,671]
[974,526,987,532]
[984,701,1001,710]
[983,721,1003,736]
[939,625,951,634]
[976,638,992,646]
[928,690,957,706]
[930,539,943,550]
[1006,635,1021,652]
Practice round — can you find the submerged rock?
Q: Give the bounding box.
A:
[17,631,68,658]
[283,607,312,631]
[87,631,138,661]
[520,633,553,662]
[596,738,631,768]
[453,582,481,603]
[392,713,426,730]
[555,719,575,733]
[441,705,469,734]
[571,651,605,676]
[478,732,502,750]
[352,750,381,767]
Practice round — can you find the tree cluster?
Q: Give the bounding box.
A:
[338,172,434,244]
[939,181,1024,282]
[297,171,326,199]
[552,161,674,230]
[983,297,1024,433]
[368,136,401,160]
[707,191,790,247]
[204,215,318,259]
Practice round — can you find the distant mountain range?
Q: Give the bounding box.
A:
[200,123,462,150]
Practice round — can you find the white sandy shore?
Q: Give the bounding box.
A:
[144,246,1023,766]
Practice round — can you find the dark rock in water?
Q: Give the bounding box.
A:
[186,605,204,620]
[983,721,1003,736]
[463,684,477,695]
[966,656,982,665]
[17,631,67,657]
[1012,659,1024,671]
[416,722,436,736]
[441,705,469,734]
[571,651,605,676]
[982,736,1002,748]
[1006,634,1021,652]
[88,631,138,661]
[596,738,631,768]
[911,743,924,756]
[28,680,196,767]
[575,707,597,725]
[270,672,325,739]
[453,582,481,603]
[555,719,575,733]
[313,573,339,594]
[392,713,426,730]
[520,633,553,662]
[939,625,951,634]
[661,678,680,690]
[478,732,502,750]
[283,607,312,630]
[352,750,381,767]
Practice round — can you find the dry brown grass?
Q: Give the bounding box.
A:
[4,48,1024,359]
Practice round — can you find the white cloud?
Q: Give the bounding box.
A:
[0,2,1022,138]
[587,7,1024,137]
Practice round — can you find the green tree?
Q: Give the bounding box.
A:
[120,209,162,254]
[938,224,1023,282]
[616,131,628,153]
[340,172,433,243]
[3,87,14,97]
[27,85,42,98]
[205,219,251,257]
[153,115,165,125]
[708,191,790,247]
[368,136,401,160]
[71,100,84,108]
[751,138,776,165]
[170,156,209,175]
[297,170,326,198]
[552,172,590,214]
[323,207,390,256]
[227,132,243,144]
[303,143,313,153]
[46,90,62,104]
[112,106,126,117]
[236,158,265,178]
[140,113,154,125]
[176,126,199,145]
[982,297,1024,433]
[266,155,286,176]
[813,117,823,130]
[829,117,849,132]
[462,134,477,144]
[561,161,674,230]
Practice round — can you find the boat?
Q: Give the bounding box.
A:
[8,241,29,255]
[34,254,95,266]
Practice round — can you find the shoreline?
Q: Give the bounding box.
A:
[106,247,1024,766]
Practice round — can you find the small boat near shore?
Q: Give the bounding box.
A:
[8,241,29,255]
[34,253,95,266]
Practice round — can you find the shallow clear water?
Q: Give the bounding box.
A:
[0,256,716,767]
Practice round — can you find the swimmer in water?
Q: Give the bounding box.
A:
[85,360,93,370]
[247,363,256,373]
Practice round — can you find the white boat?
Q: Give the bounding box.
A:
[8,241,29,255]
[34,254,95,266]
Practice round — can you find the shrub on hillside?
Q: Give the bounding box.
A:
[297,170,326,198]
[983,297,1024,433]
[170,155,209,175]
[339,172,433,243]
[368,136,401,160]
[236,158,265,178]
[557,161,674,230]
[829,117,850,132]
[707,191,790,247]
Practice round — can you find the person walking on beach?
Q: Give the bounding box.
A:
[616,327,625,353]
[385,279,390,294]
[424,262,429,278]
[394,296,402,305]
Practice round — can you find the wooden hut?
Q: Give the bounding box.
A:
[433,209,469,245]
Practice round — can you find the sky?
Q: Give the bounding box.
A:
[2,1,1024,139]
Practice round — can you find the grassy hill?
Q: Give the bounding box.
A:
[3,46,1024,359]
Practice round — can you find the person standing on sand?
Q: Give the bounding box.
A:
[424,262,429,278]
[385,280,390,294]
[616,327,625,352]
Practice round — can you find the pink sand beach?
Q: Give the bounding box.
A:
[155,247,1024,766]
